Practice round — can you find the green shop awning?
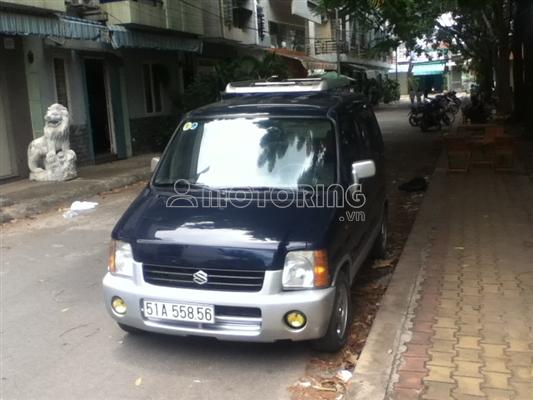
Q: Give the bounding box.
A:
[109,26,202,54]
[0,12,107,41]
[412,62,446,76]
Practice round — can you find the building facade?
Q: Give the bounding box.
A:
[0,0,204,180]
[0,0,391,181]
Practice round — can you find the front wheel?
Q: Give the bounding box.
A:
[442,112,454,126]
[408,114,419,127]
[371,209,388,259]
[311,271,352,352]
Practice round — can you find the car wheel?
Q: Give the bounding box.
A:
[311,271,352,352]
[117,323,143,334]
[371,209,388,259]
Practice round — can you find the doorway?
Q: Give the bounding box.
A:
[0,71,14,179]
[84,59,113,158]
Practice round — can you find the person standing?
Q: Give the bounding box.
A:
[408,74,417,105]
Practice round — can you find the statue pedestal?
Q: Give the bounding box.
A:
[29,150,77,181]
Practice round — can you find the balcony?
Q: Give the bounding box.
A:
[312,39,349,56]
[100,0,203,35]
[100,0,166,30]
[1,0,66,12]
[308,38,394,69]
[269,21,305,52]
[165,0,203,36]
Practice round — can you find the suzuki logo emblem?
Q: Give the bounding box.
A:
[193,270,209,285]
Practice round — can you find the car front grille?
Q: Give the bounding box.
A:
[143,264,265,292]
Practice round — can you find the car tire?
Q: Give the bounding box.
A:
[371,209,388,259]
[117,323,143,334]
[311,271,352,353]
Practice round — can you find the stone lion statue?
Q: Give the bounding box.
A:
[28,103,77,181]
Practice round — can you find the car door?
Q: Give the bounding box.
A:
[338,108,369,261]
[354,104,385,238]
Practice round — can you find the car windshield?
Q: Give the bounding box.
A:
[153,117,337,189]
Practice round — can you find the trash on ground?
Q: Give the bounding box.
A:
[336,369,352,383]
[312,380,339,392]
[63,201,98,219]
[134,377,142,386]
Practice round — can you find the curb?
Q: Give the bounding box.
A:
[348,154,448,400]
[0,170,150,223]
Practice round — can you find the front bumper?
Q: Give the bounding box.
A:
[103,269,336,342]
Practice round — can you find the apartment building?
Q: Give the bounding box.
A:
[0,0,205,180]
[312,10,394,86]
[0,0,390,181]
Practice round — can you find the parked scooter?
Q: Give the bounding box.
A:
[420,100,450,132]
[408,103,424,127]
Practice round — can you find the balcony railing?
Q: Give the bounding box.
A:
[312,39,348,55]
[309,39,395,64]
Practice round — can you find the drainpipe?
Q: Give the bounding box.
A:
[335,8,341,74]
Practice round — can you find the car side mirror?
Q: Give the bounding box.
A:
[351,160,376,184]
[150,157,160,173]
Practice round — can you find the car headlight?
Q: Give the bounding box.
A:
[108,240,134,277]
[282,250,330,289]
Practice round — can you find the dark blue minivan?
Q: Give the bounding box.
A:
[104,78,387,351]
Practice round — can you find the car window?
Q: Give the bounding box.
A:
[339,113,360,180]
[356,107,384,153]
[154,117,337,188]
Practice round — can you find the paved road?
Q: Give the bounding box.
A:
[1,186,311,400]
[0,101,440,400]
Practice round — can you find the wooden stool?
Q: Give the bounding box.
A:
[445,136,471,172]
[493,136,515,171]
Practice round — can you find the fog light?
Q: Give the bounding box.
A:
[111,296,127,315]
[285,311,306,329]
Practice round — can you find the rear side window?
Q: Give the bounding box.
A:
[339,113,362,180]
[356,107,384,153]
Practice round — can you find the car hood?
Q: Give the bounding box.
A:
[112,187,338,270]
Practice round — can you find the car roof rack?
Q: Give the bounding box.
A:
[224,75,354,95]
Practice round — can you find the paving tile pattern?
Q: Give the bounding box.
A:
[391,170,533,400]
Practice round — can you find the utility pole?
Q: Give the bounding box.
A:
[335,8,341,75]
[395,49,398,82]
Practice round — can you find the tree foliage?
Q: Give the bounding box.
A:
[319,0,517,113]
[180,53,289,111]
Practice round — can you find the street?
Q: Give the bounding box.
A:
[1,103,441,400]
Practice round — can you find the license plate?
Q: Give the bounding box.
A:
[142,300,215,324]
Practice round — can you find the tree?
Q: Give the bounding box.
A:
[180,53,290,111]
[319,0,517,115]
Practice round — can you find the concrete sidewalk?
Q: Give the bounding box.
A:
[0,154,154,223]
[350,159,533,399]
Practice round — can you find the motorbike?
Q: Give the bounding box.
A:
[420,100,451,132]
[408,103,424,127]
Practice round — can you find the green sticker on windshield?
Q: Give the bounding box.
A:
[183,122,198,131]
